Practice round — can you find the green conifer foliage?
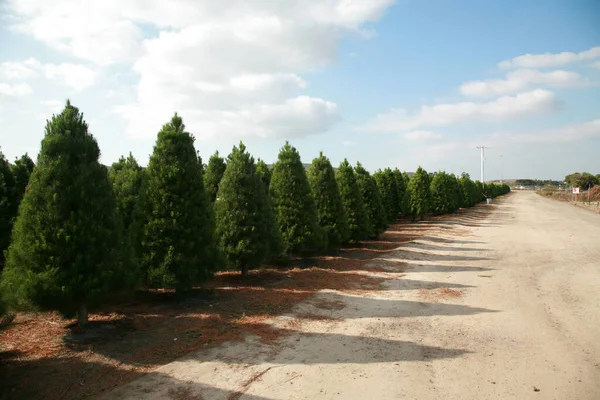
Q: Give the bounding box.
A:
[11,153,35,208]
[214,143,280,276]
[109,153,145,232]
[307,152,349,248]
[0,172,11,267]
[1,101,126,326]
[256,159,272,193]
[336,159,372,241]
[430,171,456,215]
[407,166,432,220]
[141,113,221,292]
[269,142,325,255]
[204,151,226,202]
[355,162,387,237]
[392,168,406,217]
[373,168,401,222]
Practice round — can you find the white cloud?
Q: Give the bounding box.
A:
[0,82,33,97]
[7,0,395,139]
[42,63,97,91]
[40,99,64,112]
[460,69,589,97]
[488,118,600,145]
[360,89,559,133]
[499,46,600,69]
[0,58,97,90]
[594,61,600,70]
[404,130,442,141]
[342,140,357,146]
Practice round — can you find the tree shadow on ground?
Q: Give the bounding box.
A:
[0,197,506,400]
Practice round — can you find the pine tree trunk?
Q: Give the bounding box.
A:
[78,303,88,328]
[241,265,249,277]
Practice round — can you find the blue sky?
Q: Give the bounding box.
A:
[0,0,599,180]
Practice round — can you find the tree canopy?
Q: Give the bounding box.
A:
[204,151,227,202]
[336,159,372,241]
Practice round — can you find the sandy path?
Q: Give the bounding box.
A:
[107,191,600,400]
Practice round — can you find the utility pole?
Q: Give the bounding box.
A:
[476,145,488,183]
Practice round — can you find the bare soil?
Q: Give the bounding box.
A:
[4,191,600,400]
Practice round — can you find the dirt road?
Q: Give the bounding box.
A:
[108,191,600,400]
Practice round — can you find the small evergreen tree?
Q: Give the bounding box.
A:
[11,153,35,208]
[269,142,325,255]
[373,168,401,222]
[355,162,387,237]
[256,159,272,193]
[215,143,280,276]
[392,168,406,217]
[430,171,454,215]
[0,173,11,268]
[307,152,349,248]
[109,153,145,232]
[407,166,431,220]
[459,173,478,207]
[204,151,226,202]
[336,159,372,241]
[0,151,17,230]
[1,101,126,326]
[141,113,221,292]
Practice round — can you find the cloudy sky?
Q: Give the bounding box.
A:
[0,0,599,180]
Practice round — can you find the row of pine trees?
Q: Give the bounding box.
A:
[0,101,510,325]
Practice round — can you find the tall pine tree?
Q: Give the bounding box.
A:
[355,162,387,237]
[1,101,126,326]
[336,159,372,241]
[204,151,226,202]
[307,152,349,248]
[215,143,279,276]
[141,113,221,292]
[269,142,325,255]
[0,172,11,268]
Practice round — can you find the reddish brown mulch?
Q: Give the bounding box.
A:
[0,221,428,400]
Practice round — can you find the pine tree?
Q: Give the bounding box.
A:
[336,159,372,241]
[141,113,221,292]
[407,166,431,220]
[215,143,276,276]
[109,153,145,232]
[307,152,349,248]
[0,172,11,268]
[204,151,226,202]
[373,168,401,222]
[355,162,387,237]
[0,151,17,227]
[11,153,35,208]
[256,159,272,193]
[269,142,325,255]
[392,168,406,217]
[430,171,454,215]
[1,101,126,326]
